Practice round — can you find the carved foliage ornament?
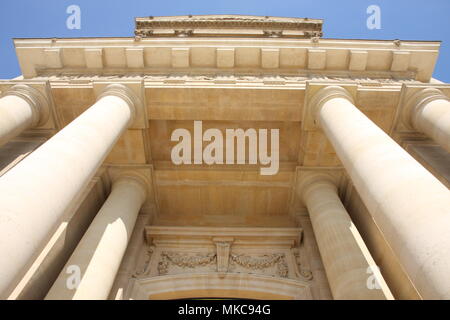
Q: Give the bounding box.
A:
[158,252,217,275]
[155,251,291,279]
[37,73,414,85]
[137,248,314,280]
[229,253,289,278]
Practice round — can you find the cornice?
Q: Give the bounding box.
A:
[135,15,323,39]
[13,38,439,81]
[145,226,302,248]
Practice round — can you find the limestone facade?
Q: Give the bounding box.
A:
[0,15,449,300]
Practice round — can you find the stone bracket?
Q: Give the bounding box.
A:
[212,237,234,275]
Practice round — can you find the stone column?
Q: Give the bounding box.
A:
[0,84,140,299]
[0,85,49,147]
[45,174,147,300]
[404,88,450,152]
[309,86,450,299]
[298,173,387,300]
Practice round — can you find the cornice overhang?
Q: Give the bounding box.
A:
[13,37,440,82]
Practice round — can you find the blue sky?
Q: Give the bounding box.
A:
[0,0,449,81]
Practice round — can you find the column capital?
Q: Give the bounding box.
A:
[113,171,149,202]
[4,84,50,127]
[97,84,142,124]
[308,86,354,126]
[403,87,450,130]
[297,172,337,203]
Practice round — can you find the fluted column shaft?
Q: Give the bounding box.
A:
[0,85,49,147]
[311,86,450,299]
[45,175,146,300]
[407,88,450,152]
[0,84,138,298]
[300,175,387,300]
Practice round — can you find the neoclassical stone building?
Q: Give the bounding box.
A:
[0,15,449,300]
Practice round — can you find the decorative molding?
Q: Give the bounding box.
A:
[158,251,217,275]
[32,73,418,86]
[142,226,303,279]
[173,29,194,37]
[128,273,313,300]
[155,250,291,279]
[229,253,289,278]
[263,30,283,38]
[135,15,322,39]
